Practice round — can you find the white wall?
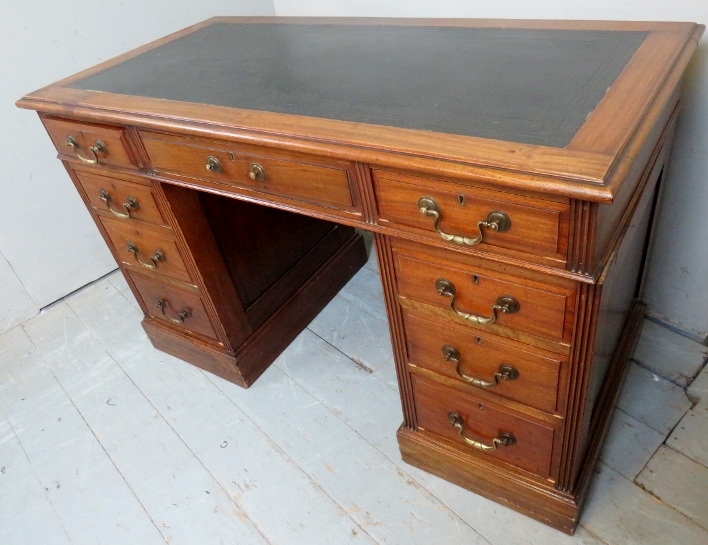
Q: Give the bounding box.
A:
[4,1,707,340]
[273,1,708,341]
[0,0,275,334]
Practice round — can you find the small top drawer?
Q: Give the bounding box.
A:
[43,117,137,170]
[73,169,167,226]
[140,132,358,212]
[373,170,569,263]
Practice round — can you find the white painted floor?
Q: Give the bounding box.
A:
[1,245,707,545]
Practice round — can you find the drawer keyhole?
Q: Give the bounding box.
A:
[458,195,465,206]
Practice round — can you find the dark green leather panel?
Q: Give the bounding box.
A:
[71,23,646,148]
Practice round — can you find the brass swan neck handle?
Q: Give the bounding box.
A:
[447,412,517,451]
[418,196,510,246]
[127,242,165,270]
[99,189,139,219]
[435,278,519,325]
[66,135,107,165]
[441,345,519,386]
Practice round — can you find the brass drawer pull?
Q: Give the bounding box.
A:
[442,345,519,386]
[435,278,519,325]
[66,135,107,165]
[155,299,192,324]
[418,196,510,246]
[206,155,222,173]
[249,163,266,182]
[99,189,139,219]
[126,241,165,270]
[447,412,517,451]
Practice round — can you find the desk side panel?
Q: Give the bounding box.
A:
[557,141,665,493]
[157,183,253,352]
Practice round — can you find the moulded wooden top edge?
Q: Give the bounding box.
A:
[17,87,619,202]
[601,24,704,195]
[569,24,704,156]
[17,17,703,203]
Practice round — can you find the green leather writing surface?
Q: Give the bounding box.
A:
[70,23,646,147]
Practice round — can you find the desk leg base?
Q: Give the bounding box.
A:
[397,300,646,535]
[143,231,368,387]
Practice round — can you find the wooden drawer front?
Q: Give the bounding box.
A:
[43,117,136,169]
[394,250,574,343]
[141,132,357,211]
[412,374,555,478]
[99,217,192,283]
[128,272,218,341]
[74,170,167,226]
[373,170,569,260]
[403,309,563,414]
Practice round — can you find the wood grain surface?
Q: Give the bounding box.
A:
[403,308,565,414]
[73,168,168,226]
[412,374,557,478]
[99,216,193,283]
[16,16,704,535]
[18,18,704,203]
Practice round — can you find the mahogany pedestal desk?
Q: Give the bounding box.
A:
[18,18,704,534]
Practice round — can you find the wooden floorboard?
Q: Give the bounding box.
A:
[210,343,490,545]
[1,245,707,544]
[0,392,72,545]
[23,300,273,545]
[65,280,379,545]
[1,323,166,545]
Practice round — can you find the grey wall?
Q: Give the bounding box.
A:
[273,1,708,341]
[0,0,276,334]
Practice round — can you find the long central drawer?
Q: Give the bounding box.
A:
[140,131,359,212]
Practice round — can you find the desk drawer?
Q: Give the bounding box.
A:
[128,272,218,341]
[74,169,167,226]
[393,246,575,343]
[99,217,192,283]
[403,309,563,414]
[43,117,137,169]
[412,374,556,478]
[373,170,569,261]
[140,132,357,211]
